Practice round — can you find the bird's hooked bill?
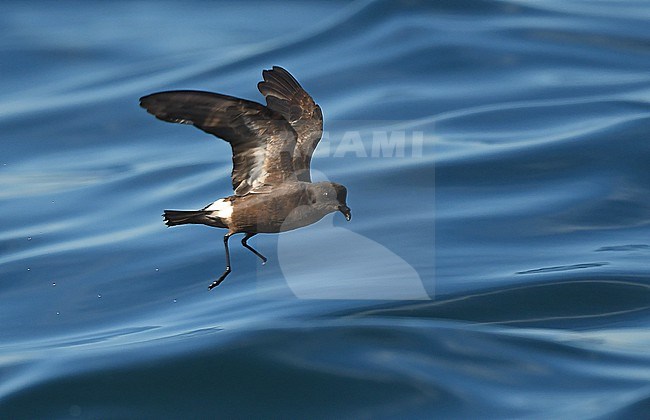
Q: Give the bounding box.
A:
[339,206,352,221]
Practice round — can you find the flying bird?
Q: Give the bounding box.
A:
[140,66,351,290]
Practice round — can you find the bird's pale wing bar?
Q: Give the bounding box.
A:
[140,91,298,195]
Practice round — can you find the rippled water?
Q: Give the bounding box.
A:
[2,0,650,418]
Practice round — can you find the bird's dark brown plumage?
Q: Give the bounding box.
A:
[258,66,323,182]
[139,91,298,196]
[139,66,350,291]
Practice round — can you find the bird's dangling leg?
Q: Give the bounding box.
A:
[241,233,267,264]
[209,232,233,290]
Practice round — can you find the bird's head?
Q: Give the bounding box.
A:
[308,182,351,221]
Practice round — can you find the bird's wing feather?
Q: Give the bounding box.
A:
[140,90,297,195]
[257,67,322,182]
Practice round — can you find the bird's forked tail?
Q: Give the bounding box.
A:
[163,210,226,228]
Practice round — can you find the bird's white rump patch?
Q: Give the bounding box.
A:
[205,199,233,219]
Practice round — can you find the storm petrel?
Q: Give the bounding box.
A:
[140,66,351,290]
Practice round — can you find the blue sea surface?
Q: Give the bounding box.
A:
[2,0,650,418]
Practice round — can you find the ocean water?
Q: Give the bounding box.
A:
[2,0,650,418]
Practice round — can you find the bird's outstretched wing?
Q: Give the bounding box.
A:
[140,91,297,196]
[257,66,323,182]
